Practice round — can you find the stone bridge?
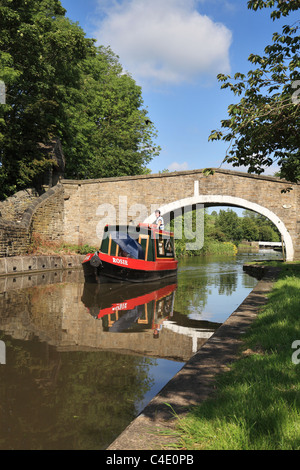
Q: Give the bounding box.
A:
[62,168,300,262]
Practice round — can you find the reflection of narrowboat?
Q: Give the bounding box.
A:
[82,224,178,282]
[81,280,177,333]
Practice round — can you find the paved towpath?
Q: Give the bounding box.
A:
[107,267,280,451]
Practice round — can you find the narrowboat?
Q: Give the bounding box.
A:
[82,223,178,282]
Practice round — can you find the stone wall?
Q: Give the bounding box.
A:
[0,188,40,222]
[0,254,84,276]
[0,184,64,258]
[30,185,64,241]
[0,219,30,258]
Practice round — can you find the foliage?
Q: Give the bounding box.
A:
[0,0,159,198]
[215,209,243,241]
[62,45,160,180]
[208,0,300,183]
[211,208,280,243]
[170,207,279,258]
[241,209,280,241]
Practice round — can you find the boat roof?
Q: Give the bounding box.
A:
[104,223,174,237]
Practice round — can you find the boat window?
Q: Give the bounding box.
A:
[110,231,145,260]
[109,239,118,256]
[100,236,109,254]
[138,234,149,261]
[156,235,174,258]
[100,236,123,256]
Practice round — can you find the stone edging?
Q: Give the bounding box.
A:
[107,266,281,450]
[20,184,63,229]
[61,167,295,186]
[0,254,85,277]
[242,263,271,279]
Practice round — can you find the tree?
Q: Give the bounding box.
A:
[258,224,279,241]
[62,46,159,180]
[242,209,280,241]
[240,217,259,241]
[215,209,244,241]
[0,0,159,198]
[208,0,300,183]
[0,0,93,196]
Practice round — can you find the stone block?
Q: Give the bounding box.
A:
[22,256,37,272]
[0,258,7,275]
[48,270,63,284]
[49,256,63,270]
[6,275,24,291]
[36,256,51,271]
[6,257,23,274]
[62,255,83,269]
[0,277,7,293]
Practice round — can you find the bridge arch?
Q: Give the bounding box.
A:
[144,194,294,262]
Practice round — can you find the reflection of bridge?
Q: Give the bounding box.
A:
[258,242,282,249]
[163,321,215,353]
[0,272,219,362]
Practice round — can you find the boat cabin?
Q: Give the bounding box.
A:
[99,223,175,262]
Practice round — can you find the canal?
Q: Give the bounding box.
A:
[0,252,281,450]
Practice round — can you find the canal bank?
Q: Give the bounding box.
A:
[107,265,281,450]
[0,254,85,277]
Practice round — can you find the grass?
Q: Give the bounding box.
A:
[168,263,300,450]
[175,239,238,258]
[28,232,98,256]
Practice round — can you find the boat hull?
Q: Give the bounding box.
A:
[99,258,177,282]
[82,252,177,283]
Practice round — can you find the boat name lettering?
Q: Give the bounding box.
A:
[112,257,128,266]
[112,303,128,311]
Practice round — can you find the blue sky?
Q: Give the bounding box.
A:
[60,0,294,176]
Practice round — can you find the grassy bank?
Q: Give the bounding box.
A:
[175,239,238,258]
[169,263,300,450]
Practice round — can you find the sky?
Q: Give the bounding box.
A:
[59,0,294,176]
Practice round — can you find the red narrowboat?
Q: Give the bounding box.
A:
[82,223,178,282]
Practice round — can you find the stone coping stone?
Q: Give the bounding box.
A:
[0,268,85,294]
[0,254,85,276]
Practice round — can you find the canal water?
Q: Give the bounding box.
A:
[0,251,281,450]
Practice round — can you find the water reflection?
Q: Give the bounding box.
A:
[82,280,177,335]
[81,279,220,356]
[175,255,269,323]
[0,253,280,449]
[0,271,219,362]
[0,334,160,450]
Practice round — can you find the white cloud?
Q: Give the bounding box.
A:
[220,161,280,178]
[168,161,189,171]
[94,0,232,85]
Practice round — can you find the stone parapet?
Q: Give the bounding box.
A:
[0,254,84,276]
[0,184,64,257]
